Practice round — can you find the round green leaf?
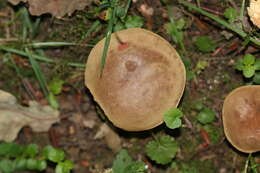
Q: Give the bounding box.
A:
[36,160,47,171]
[243,66,255,78]
[42,145,65,163]
[253,72,260,84]
[145,136,179,165]
[0,159,14,173]
[55,160,73,173]
[163,108,183,129]
[49,78,65,95]
[243,54,255,65]
[197,108,215,124]
[224,8,237,23]
[0,142,24,157]
[125,15,144,29]
[24,144,39,158]
[26,158,38,170]
[254,58,260,70]
[194,36,216,53]
[13,158,27,171]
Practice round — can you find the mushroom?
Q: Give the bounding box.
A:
[222,85,260,153]
[248,0,260,28]
[85,28,186,131]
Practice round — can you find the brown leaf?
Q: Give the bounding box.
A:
[0,90,60,142]
[8,0,93,17]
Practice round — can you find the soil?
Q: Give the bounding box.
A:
[0,0,259,173]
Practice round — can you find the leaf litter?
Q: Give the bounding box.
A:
[8,0,94,17]
[0,90,59,142]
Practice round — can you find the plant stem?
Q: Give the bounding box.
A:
[179,0,260,46]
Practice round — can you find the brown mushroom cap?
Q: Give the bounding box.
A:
[248,0,260,28]
[222,85,260,153]
[85,28,186,131]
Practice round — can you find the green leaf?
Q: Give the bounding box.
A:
[112,149,146,173]
[112,149,132,173]
[0,159,14,173]
[176,18,186,30]
[164,22,184,45]
[224,8,237,23]
[194,36,216,52]
[196,108,215,124]
[234,59,244,71]
[145,136,179,165]
[55,160,73,173]
[125,15,144,29]
[193,103,204,110]
[203,125,222,145]
[243,65,255,78]
[0,142,24,157]
[26,158,38,170]
[114,22,126,31]
[42,145,65,163]
[49,78,65,95]
[13,158,27,171]
[115,7,125,18]
[127,162,146,173]
[47,92,59,109]
[23,144,39,158]
[254,58,260,70]
[243,54,255,65]
[253,72,260,84]
[163,108,183,129]
[36,160,47,171]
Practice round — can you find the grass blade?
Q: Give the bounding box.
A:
[25,48,49,97]
[0,45,85,68]
[100,1,117,75]
[26,42,79,48]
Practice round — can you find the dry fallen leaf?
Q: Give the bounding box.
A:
[0,90,60,142]
[248,0,260,28]
[8,0,93,17]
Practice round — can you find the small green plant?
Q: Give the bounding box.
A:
[163,108,183,129]
[165,16,186,52]
[194,36,217,53]
[224,8,238,23]
[0,142,73,173]
[145,135,179,165]
[194,104,216,124]
[202,125,222,145]
[48,77,65,95]
[243,154,260,173]
[235,54,260,84]
[112,149,147,173]
[195,60,208,74]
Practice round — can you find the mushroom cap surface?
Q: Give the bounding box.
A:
[85,28,186,131]
[248,0,260,28]
[222,85,260,153]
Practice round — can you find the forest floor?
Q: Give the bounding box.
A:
[0,0,259,173]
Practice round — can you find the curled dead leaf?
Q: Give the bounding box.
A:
[8,0,93,17]
[0,90,60,142]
